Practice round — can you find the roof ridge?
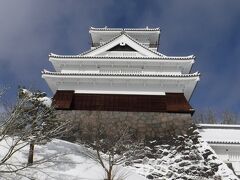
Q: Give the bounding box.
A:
[49,33,195,59]
[124,33,165,57]
[79,33,123,56]
[90,27,160,31]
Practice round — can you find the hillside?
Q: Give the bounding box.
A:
[125,126,238,179]
[0,138,145,180]
[0,125,238,180]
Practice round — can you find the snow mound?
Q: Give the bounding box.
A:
[0,138,146,180]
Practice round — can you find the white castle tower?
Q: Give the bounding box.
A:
[42,27,200,114]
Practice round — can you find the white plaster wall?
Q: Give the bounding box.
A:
[210,144,240,176]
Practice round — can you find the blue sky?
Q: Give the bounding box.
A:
[0,0,240,116]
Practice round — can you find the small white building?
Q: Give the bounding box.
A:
[198,124,240,177]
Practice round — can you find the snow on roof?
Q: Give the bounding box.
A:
[90,27,160,31]
[49,32,195,60]
[42,70,200,78]
[49,53,195,60]
[198,123,240,129]
[124,33,164,56]
[198,124,240,144]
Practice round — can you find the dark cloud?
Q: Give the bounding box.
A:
[0,0,111,99]
[132,0,240,113]
[0,0,240,115]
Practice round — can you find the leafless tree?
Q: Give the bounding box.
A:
[0,87,6,99]
[222,110,238,124]
[205,109,217,124]
[76,112,140,180]
[193,109,239,125]
[192,110,205,124]
[193,109,217,124]
[17,87,68,165]
[0,87,69,176]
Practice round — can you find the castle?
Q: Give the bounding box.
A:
[42,27,200,137]
[41,27,240,176]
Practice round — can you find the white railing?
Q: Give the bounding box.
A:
[216,152,240,162]
[229,153,240,161]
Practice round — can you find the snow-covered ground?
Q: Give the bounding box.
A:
[124,127,239,180]
[0,128,239,180]
[126,139,238,180]
[0,138,146,180]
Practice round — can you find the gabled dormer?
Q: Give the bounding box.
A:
[82,33,164,58]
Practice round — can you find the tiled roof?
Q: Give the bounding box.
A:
[198,124,240,129]
[49,32,195,60]
[49,53,195,60]
[124,33,164,57]
[90,27,160,31]
[204,141,240,144]
[79,33,123,56]
[42,70,200,78]
[198,124,240,144]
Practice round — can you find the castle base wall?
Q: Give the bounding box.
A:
[57,110,192,138]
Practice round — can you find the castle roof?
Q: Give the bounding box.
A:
[89,27,160,31]
[89,27,161,50]
[42,69,200,78]
[49,53,195,60]
[198,124,240,144]
[49,31,194,61]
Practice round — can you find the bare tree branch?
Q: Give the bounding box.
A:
[73,112,141,180]
[0,87,71,178]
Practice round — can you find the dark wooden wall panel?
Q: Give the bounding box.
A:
[166,93,192,112]
[72,94,167,112]
[53,91,193,114]
[53,90,74,109]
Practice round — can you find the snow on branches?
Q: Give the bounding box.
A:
[0,87,69,175]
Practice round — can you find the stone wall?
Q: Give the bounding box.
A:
[56,110,192,138]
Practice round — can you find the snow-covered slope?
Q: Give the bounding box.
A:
[0,138,146,180]
[0,125,238,180]
[124,126,239,180]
